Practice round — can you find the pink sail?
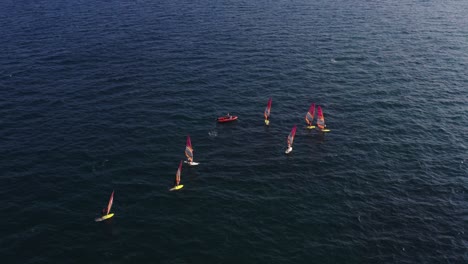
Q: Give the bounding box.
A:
[106,190,114,215]
[305,103,315,126]
[317,106,325,129]
[287,125,297,147]
[264,98,272,120]
[176,160,183,186]
[185,135,193,162]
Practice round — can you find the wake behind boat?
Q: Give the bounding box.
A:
[95,190,115,222]
[184,135,199,166]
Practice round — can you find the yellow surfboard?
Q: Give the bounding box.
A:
[170,185,184,191]
[320,129,331,132]
[95,213,114,222]
[306,125,316,129]
[265,119,270,125]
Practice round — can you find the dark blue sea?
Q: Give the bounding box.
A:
[0,0,466,263]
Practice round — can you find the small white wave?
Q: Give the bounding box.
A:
[331,58,337,63]
[208,130,218,137]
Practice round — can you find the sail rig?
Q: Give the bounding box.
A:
[185,135,193,163]
[264,98,272,125]
[175,160,182,186]
[106,190,114,215]
[288,125,297,147]
[184,135,199,165]
[305,103,316,129]
[170,161,184,191]
[95,190,115,222]
[285,125,297,154]
[317,106,326,130]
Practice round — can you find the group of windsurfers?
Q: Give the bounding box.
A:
[96,100,330,221]
[263,99,330,153]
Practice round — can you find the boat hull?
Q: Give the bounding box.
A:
[217,116,238,123]
[95,213,114,222]
[170,185,184,191]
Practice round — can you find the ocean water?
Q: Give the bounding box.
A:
[0,0,467,263]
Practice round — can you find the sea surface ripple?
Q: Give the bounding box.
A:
[0,0,467,263]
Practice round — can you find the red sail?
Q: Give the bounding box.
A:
[176,160,182,185]
[317,106,325,129]
[305,103,315,126]
[185,135,193,162]
[106,190,114,215]
[287,125,297,147]
[264,98,272,120]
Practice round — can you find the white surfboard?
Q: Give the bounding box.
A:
[184,161,199,166]
[285,147,293,154]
